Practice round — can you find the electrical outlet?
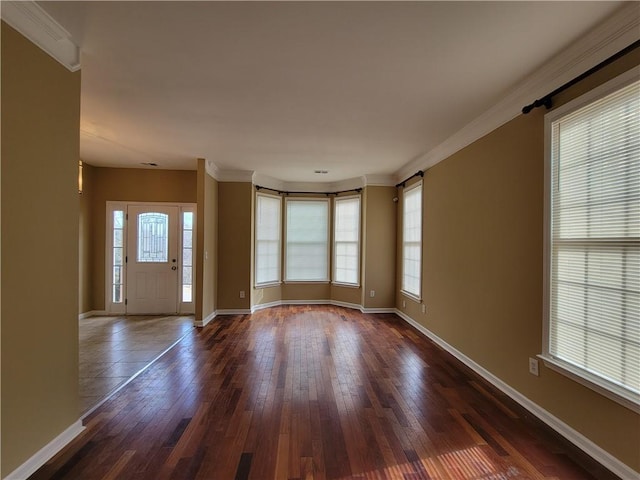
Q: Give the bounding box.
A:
[370,290,375,298]
[421,304,426,314]
[529,357,539,376]
[402,300,406,308]
[239,290,245,299]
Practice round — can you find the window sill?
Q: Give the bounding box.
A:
[254,281,282,289]
[283,280,330,285]
[538,354,640,414]
[401,290,421,303]
[331,282,360,289]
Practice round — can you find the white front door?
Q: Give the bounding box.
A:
[126,205,179,314]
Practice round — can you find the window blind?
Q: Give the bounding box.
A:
[402,183,422,297]
[334,196,360,285]
[286,199,329,282]
[255,194,281,285]
[549,78,640,397]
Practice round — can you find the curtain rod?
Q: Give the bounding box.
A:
[255,185,362,196]
[395,170,424,189]
[522,39,640,114]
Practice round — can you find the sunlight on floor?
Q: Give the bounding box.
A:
[337,445,523,480]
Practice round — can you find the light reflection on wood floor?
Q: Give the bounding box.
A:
[33,306,620,479]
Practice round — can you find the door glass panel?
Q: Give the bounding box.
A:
[182,211,193,302]
[137,213,169,263]
[112,210,125,303]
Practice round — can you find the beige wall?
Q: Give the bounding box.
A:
[362,186,396,309]
[396,52,640,470]
[79,162,95,314]
[90,167,197,310]
[218,182,252,310]
[196,160,218,321]
[1,23,81,476]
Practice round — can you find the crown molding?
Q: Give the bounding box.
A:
[204,159,220,180]
[208,166,394,192]
[1,1,80,72]
[395,2,640,182]
[216,169,255,183]
[362,174,396,187]
[251,172,285,192]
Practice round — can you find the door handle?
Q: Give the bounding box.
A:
[171,266,177,270]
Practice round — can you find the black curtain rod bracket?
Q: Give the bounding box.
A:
[396,170,424,189]
[522,39,640,115]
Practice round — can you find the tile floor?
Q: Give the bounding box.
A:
[79,314,194,414]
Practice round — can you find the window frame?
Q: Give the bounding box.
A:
[332,195,362,287]
[255,192,282,288]
[541,67,640,413]
[284,197,331,283]
[401,181,423,301]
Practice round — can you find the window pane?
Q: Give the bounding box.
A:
[182,248,192,267]
[182,210,194,303]
[183,211,193,230]
[286,200,328,281]
[112,209,125,304]
[113,229,123,248]
[402,184,422,296]
[182,266,192,285]
[183,285,192,303]
[334,197,360,285]
[113,284,122,303]
[137,213,169,263]
[256,194,281,285]
[548,78,640,397]
[113,210,124,229]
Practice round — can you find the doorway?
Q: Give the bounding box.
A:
[106,202,196,315]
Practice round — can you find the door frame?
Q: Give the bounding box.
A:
[105,201,197,315]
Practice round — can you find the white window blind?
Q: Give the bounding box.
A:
[334,196,361,285]
[255,194,281,285]
[286,199,329,282]
[402,182,422,298]
[546,76,640,403]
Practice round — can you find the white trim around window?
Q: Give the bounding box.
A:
[401,181,423,300]
[333,195,361,287]
[542,67,640,413]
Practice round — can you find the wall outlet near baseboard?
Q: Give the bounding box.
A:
[239,290,245,299]
[421,304,426,314]
[402,300,406,308]
[529,357,539,376]
[370,290,375,298]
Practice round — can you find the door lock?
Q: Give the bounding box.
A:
[171,266,177,270]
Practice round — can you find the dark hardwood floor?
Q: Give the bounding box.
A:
[31,306,619,480]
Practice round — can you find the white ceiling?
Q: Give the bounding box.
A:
[37,1,626,183]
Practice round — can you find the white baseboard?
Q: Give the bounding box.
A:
[5,420,85,480]
[194,310,216,327]
[361,307,396,314]
[329,300,361,311]
[215,308,252,315]
[282,299,331,305]
[250,299,376,314]
[78,310,107,320]
[393,309,639,480]
[251,300,283,312]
